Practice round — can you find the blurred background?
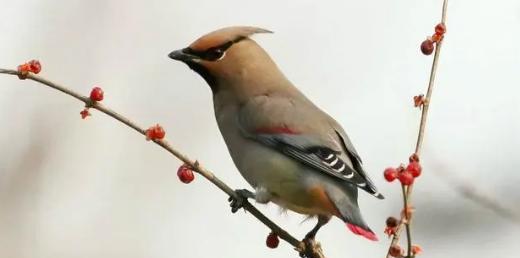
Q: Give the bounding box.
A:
[1,0,519,257]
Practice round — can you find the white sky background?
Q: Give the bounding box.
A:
[0,0,519,257]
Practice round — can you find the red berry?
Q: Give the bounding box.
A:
[389,245,402,257]
[17,63,30,73]
[386,216,399,228]
[145,129,154,140]
[153,125,166,139]
[384,167,398,182]
[420,39,435,55]
[80,108,91,119]
[435,23,446,35]
[398,171,414,185]
[266,232,279,249]
[145,124,166,141]
[17,64,30,79]
[90,86,104,101]
[406,161,422,178]
[177,165,195,184]
[28,60,41,74]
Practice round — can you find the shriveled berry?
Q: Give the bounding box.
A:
[28,60,41,74]
[406,161,422,178]
[420,39,435,55]
[432,33,444,43]
[384,226,396,237]
[386,216,399,228]
[409,153,420,163]
[145,124,166,141]
[384,167,398,182]
[80,108,91,119]
[266,232,279,249]
[398,171,414,185]
[90,86,104,101]
[402,205,415,220]
[177,165,195,184]
[17,64,30,73]
[412,245,423,255]
[389,245,402,257]
[435,23,446,35]
[414,94,425,107]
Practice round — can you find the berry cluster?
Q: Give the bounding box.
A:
[384,154,423,256]
[383,154,422,186]
[80,86,105,119]
[420,23,446,55]
[389,244,422,258]
[17,60,41,79]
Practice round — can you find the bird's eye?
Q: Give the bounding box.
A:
[204,48,225,61]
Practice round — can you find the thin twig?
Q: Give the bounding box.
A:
[386,0,449,257]
[415,1,448,155]
[0,68,326,258]
[402,186,412,256]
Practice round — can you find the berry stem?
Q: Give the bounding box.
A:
[386,1,449,257]
[402,185,412,257]
[415,31,445,155]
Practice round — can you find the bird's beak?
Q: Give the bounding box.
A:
[168,48,199,63]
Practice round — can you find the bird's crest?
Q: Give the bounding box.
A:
[189,26,272,51]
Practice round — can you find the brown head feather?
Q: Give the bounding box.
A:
[189,26,272,51]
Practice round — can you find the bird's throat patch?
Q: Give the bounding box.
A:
[186,62,219,93]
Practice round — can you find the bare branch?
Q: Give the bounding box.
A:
[0,68,325,258]
[386,1,449,257]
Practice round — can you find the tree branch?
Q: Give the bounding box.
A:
[386,0,449,257]
[0,68,325,258]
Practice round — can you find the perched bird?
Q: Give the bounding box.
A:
[168,26,383,241]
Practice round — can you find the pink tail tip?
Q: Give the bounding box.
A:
[346,223,378,241]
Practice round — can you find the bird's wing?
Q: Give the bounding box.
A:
[238,95,383,199]
[332,122,383,199]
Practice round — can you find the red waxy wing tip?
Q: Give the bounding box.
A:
[254,126,299,135]
[346,223,378,241]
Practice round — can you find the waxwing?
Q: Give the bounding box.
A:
[169,26,383,241]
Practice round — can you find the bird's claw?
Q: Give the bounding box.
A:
[297,238,322,258]
[228,189,254,213]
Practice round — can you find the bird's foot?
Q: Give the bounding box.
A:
[304,230,317,241]
[297,237,323,258]
[228,189,254,213]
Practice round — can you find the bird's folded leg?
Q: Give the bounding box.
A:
[228,189,255,213]
[297,238,324,258]
[305,215,331,240]
[296,215,330,257]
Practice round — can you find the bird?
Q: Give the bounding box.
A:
[168,26,383,242]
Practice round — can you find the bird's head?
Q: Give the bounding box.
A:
[168,26,277,93]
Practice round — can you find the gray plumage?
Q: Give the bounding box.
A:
[169,26,383,241]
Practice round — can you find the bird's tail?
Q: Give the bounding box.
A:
[345,223,378,241]
[326,186,378,241]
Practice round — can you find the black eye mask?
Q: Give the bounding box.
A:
[184,36,246,61]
